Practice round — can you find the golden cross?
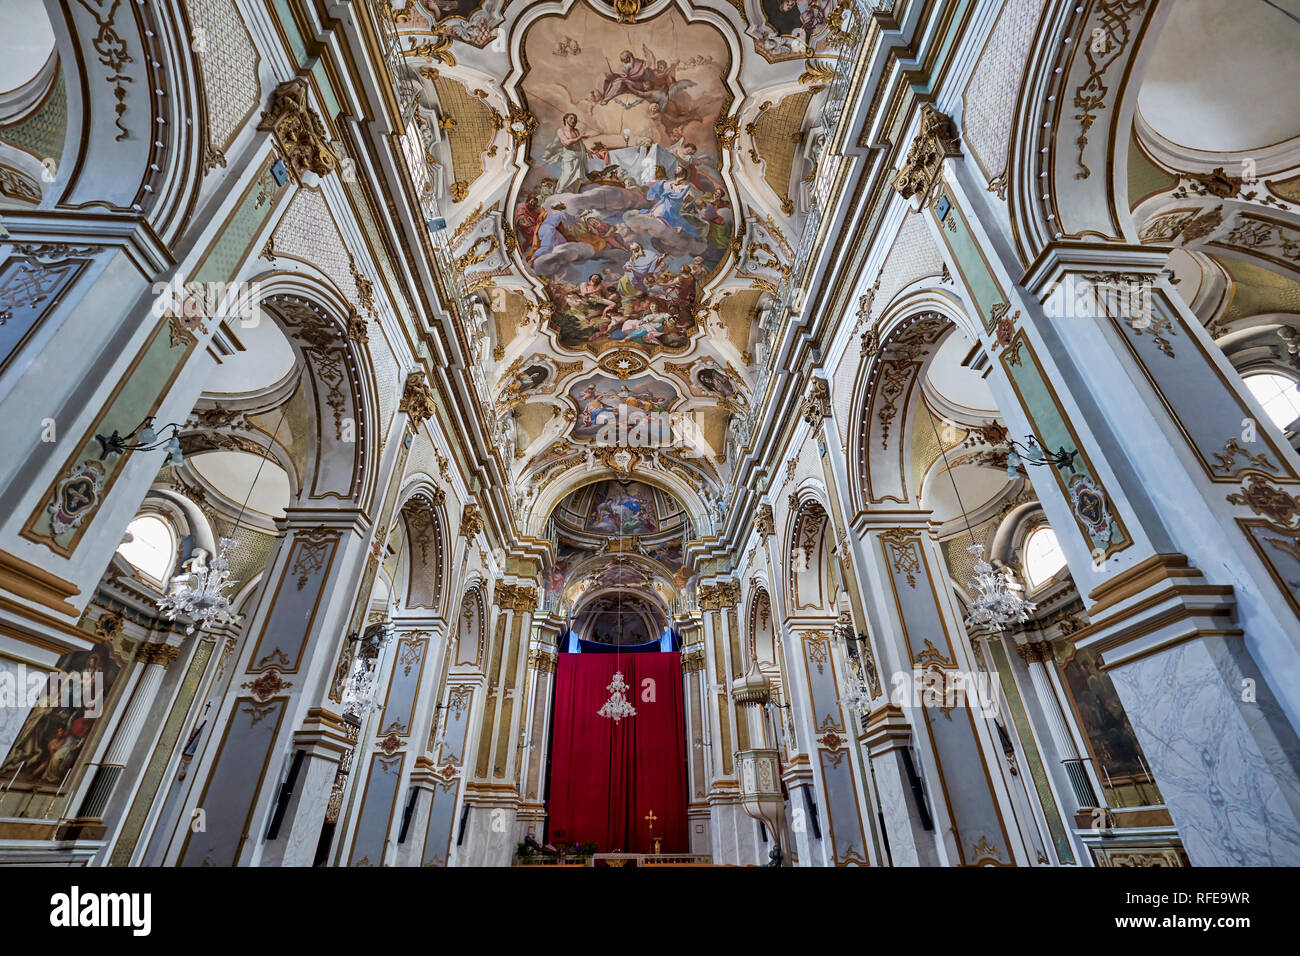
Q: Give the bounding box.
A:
[644,809,658,831]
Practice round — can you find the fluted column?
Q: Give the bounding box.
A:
[77,638,183,823]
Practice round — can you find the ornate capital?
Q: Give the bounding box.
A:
[1015,640,1053,664]
[680,649,706,674]
[139,641,182,669]
[799,378,830,426]
[399,371,437,424]
[459,502,483,540]
[891,105,961,207]
[698,580,740,611]
[512,585,539,612]
[258,79,337,180]
[528,648,557,672]
[754,503,774,539]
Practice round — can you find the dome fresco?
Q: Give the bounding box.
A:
[544,479,694,619]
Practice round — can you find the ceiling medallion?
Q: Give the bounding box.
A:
[598,348,650,379]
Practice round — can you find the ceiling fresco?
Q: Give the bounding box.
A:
[516,5,732,357]
[385,0,856,523]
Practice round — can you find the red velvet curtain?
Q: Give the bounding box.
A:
[547,653,688,853]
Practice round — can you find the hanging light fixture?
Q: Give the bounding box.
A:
[1003,434,1079,480]
[964,543,1035,630]
[598,506,637,722]
[95,415,187,466]
[157,404,289,635]
[835,625,874,712]
[928,413,1036,631]
[158,537,237,635]
[598,670,637,722]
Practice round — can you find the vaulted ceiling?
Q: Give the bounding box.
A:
[384,0,853,511]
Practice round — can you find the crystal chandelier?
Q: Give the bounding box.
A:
[158,537,237,635]
[964,544,1036,631]
[597,525,636,722]
[155,404,290,636]
[598,670,637,722]
[834,626,873,712]
[343,623,395,720]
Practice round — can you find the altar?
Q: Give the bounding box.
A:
[590,853,714,867]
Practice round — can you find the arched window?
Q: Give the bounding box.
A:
[1244,372,1300,432]
[117,515,177,583]
[1023,526,1066,591]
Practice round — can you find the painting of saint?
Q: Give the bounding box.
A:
[758,0,833,50]
[696,365,734,399]
[1057,643,1158,792]
[585,480,659,535]
[515,5,733,356]
[517,364,549,393]
[0,643,123,792]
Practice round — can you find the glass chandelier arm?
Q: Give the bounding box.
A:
[1004,436,1080,474]
[94,417,185,459]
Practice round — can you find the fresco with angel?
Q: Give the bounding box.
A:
[514,5,734,356]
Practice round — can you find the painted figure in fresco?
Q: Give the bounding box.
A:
[576,384,611,429]
[569,208,627,256]
[535,177,558,201]
[670,139,723,193]
[514,194,545,258]
[780,0,830,39]
[644,167,699,236]
[619,242,667,297]
[593,49,655,103]
[579,274,618,319]
[692,190,732,249]
[542,114,603,194]
[532,202,577,260]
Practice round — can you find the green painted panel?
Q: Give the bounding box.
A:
[932,186,1006,329]
[109,638,215,866]
[989,640,1075,865]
